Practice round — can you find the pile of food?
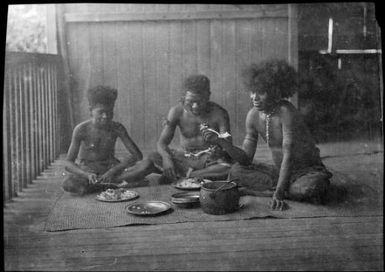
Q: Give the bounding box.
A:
[175,177,206,189]
[96,188,138,202]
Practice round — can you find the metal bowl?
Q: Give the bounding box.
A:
[171,191,200,208]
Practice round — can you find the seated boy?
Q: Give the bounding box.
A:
[201,60,332,210]
[62,86,155,195]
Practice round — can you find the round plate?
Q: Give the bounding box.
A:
[126,201,172,216]
[96,189,139,202]
[173,178,211,190]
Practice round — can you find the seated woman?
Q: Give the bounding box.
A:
[201,60,332,210]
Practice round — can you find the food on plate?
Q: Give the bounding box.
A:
[97,188,137,201]
[176,177,204,188]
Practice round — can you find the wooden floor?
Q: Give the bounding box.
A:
[4,148,384,271]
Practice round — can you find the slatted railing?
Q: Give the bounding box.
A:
[3,52,62,202]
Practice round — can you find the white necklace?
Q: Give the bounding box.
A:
[265,105,280,145]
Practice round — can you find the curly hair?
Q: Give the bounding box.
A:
[87,86,118,108]
[241,59,298,99]
[181,74,211,96]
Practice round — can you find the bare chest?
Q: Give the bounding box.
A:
[179,114,218,138]
[257,114,283,146]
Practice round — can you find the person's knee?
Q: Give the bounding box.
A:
[62,175,88,195]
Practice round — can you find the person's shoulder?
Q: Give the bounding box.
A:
[246,107,260,120]
[168,104,184,119]
[71,120,91,139]
[278,100,298,115]
[73,120,91,132]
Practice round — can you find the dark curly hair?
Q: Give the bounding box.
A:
[241,59,298,99]
[181,74,211,96]
[87,86,118,108]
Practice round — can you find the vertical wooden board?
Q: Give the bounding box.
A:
[22,63,32,184]
[235,19,255,146]
[182,21,197,80]
[66,23,82,123]
[48,63,54,162]
[167,19,183,148]
[221,20,238,142]
[142,22,159,149]
[195,5,211,76]
[119,22,146,149]
[196,19,211,76]
[258,18,288,60]
[17,66,25,191]
[73,23,91,124]
[288,4,299,107]
[18,64,28,188]
[53,65,59,157]
[153,22,171,150]
[42,64,48,166]
[31,64,39,175]
[102,23,118,91]
[46,64,53,163]
[85,23,105,122]
[9,70,18,196]
[114,0,147,152]
[12,67,20,193]
[37,64,45,172]
[43,65,49,169]
[3,71,11,201]
[209,19,224,108]
[29,62,37,178]
[115,22,135,152]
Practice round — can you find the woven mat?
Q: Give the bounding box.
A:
[45,170,383,232]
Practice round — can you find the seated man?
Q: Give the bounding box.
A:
[201,60,332,210]
[62,86,155,195]
[148,74,233,181]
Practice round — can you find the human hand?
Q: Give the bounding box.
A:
[98,171,115,184]
[270,189,288,211]
[200,126,219,144]
[162,158,176,180]
[87,173,98,185]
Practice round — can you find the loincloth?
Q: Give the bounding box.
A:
[75,157,121,176]
[153,146,232,178]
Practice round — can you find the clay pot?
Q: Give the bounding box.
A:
[200,181,240,215]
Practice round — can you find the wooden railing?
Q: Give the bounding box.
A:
[3,52,62,202]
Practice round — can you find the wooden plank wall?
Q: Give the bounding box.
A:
[3,52,61,202]
[61,4,296,152]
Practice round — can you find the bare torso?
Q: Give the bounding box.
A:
[252,101,322,170]
[77,120,120,161]
[174,102,230,151]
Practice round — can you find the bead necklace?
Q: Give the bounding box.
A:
[264,104,280,146]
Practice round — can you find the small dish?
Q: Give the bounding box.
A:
[126,201,172,216]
